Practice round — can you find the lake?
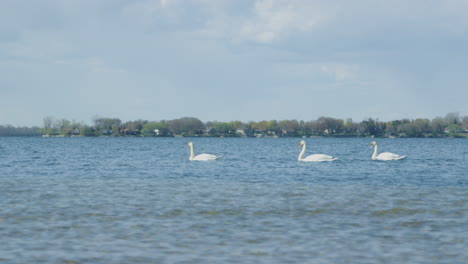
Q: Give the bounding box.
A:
[0,137,467,263]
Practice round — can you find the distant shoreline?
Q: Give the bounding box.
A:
[34,135,466,139]
[1,113,467,138]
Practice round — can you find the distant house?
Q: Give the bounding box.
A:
[72,128,80,136]
[65,128,81,137]
[101,129,113,136]
[120,128,140,136]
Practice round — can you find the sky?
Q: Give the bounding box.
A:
[1,0,468,126]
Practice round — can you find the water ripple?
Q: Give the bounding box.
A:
[0,137,467,263]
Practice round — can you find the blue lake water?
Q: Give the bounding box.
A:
[0,137,467,263]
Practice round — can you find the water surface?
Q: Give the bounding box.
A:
[0,137,467,263]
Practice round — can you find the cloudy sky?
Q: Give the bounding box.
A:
[1,0,467,126]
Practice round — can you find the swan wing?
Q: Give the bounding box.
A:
[192,153,222,161]
[376,152,405,160]
[301,154,337,162]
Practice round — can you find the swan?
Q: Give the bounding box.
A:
[370,141,405,160]
[187,142,222,161]
[298,140,337,162]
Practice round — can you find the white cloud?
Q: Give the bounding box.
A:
[186,0,333,44]
[119,0,468,46]
[237,0,327,43]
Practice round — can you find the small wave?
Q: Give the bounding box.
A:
[281,192,306,198]
[399,220,428,227]
[372,208,423,216]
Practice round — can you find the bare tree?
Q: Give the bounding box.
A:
[43,116,54,129]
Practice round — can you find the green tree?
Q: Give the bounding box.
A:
[304,120,319,135]
[55,118,71,135]
[141,122,170,136]
[401,123,417,137]
[265,120,279,135]
[462,116,468,130]
[385,121,396,136]
[396,119,411,136]
[444,112,461,126]
[80,125,96,137]
[208,121,236,136]
[229,121,244,130]
[127,120,146,132]
[430,117,445,135]
[93,117,121,135]
[168,117,204,136]
[344,118,357,134]
[315,117,344,135]
[412,118,430,137]
[0,125,41,136]
[251,121,268,134]
[447,124,462,135]
[278,120,299,136]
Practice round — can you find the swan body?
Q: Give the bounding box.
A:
[187,142,222,161]
[298,140,337,162]
[370,141,405,160]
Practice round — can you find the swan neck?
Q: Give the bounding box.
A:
[189,145,195,160]
[298,144,306,161]
[372,144,378,160]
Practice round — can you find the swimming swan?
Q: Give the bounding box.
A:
[187,142,222,161]
[370,141,406,160]
[298,140,337,162]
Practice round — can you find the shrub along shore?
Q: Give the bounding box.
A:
[1,113,467,138]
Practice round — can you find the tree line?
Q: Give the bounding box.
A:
[1,113,467,138]
[0,125,41,136]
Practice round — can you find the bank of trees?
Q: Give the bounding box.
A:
[1,113,467,138]
[0,125,41,136]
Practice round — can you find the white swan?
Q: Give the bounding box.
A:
[298,140,337,162]
[370,141,405,160]
[187,142,222,161]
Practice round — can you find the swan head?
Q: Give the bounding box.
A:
[187,142,194,147]
[370,141,377,147]
[299,140,306,147]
